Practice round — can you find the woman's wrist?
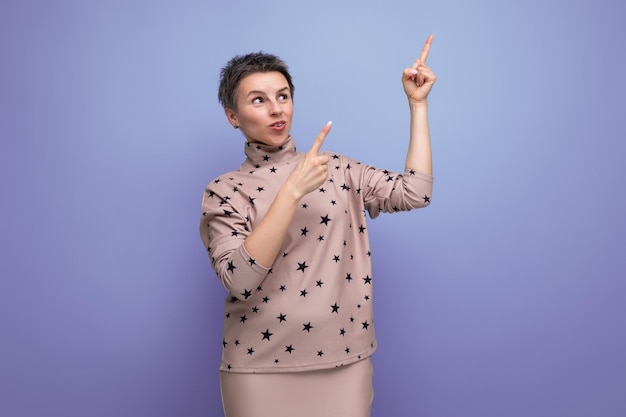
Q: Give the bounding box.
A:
[408,99,429,110]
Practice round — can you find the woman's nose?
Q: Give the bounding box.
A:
[269,101,282,115]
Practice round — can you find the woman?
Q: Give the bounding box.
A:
[200,35,436,417]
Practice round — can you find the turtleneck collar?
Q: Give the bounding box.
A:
[242,136,301,169]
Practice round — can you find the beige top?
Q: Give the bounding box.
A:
[200,137,433,373]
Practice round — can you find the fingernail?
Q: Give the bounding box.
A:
[411,69,418,75]
[327,121,333,127]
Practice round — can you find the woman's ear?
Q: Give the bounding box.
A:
[225,108,239,129]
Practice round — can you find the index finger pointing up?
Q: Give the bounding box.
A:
[419,33,434,63]
[307,121,332,156]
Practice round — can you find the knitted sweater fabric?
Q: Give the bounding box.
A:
[200,136,433,373]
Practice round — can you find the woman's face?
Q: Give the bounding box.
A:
[226,71,293,146]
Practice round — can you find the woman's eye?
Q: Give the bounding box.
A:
[278,94,289,101]
[252,97,263,104]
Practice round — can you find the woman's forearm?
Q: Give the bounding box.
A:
[242,187,299,268]
[405,100,432,175]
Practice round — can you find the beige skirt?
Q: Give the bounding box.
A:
[220,358,374,417]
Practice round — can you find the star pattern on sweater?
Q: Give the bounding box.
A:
[203,136,432,372]
[261,329,273,341]
[297,262,308,272]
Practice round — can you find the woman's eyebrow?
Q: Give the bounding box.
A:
[246,86,290,97]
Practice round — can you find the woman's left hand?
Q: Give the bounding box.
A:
[402,34,437,104]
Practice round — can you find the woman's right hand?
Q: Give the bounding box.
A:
[283,121,332,200]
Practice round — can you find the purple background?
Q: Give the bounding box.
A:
[2,0,625,416]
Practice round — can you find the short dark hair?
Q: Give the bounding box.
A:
[218,52,295,111]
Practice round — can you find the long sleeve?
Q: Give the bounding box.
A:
[339,155,433,219]
[200,182,271,300]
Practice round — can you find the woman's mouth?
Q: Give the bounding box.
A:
[269,121,286,131]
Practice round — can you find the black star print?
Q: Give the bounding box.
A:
[223,209,233,216]
[261,329,273,341]
[341,183,350,191]
[345,347,350,354]
[345,273,352,282]
[300,289,308,297]
[302,203,308,209]
[316,280,324,287]
[302,322,314,332]
[277,313,287,322]
[227,261,236,273]
[330,200,337,205]
[362,320,370,330]
[346,163,352,170]
[234,340,240,345]
[240,315,247,323]
[423,195,431,203]
[317,350,324,357]
[320,214,332,226]
[386,175,394,182]
[279,285,286,292]
[300,227,309,236]
[262,154,270,161]
[257,186,265,192]
[297,262,308,273]
[358,225,366,233]
[248,257,256,266]
[364,294,370,301]
[229,296,237,303]
[350,316,355,323]
[274,359,279,364]
[231,231,239,237]
[331,303,340,313]
[247,347,254,355]
[318,235,324,242]
[339,328,346,336]
[363,275,372,285]
[409,169,416,175]
[232,186,238,192]
[285,345,295,354]
[270,167,277,173]
[262,296,270,303]
[222,339,227,348]
[318,187,326,193]
[248,196,255,205]
[252,306,259,313]
[333,255,340,263]
[241,289,252,299]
